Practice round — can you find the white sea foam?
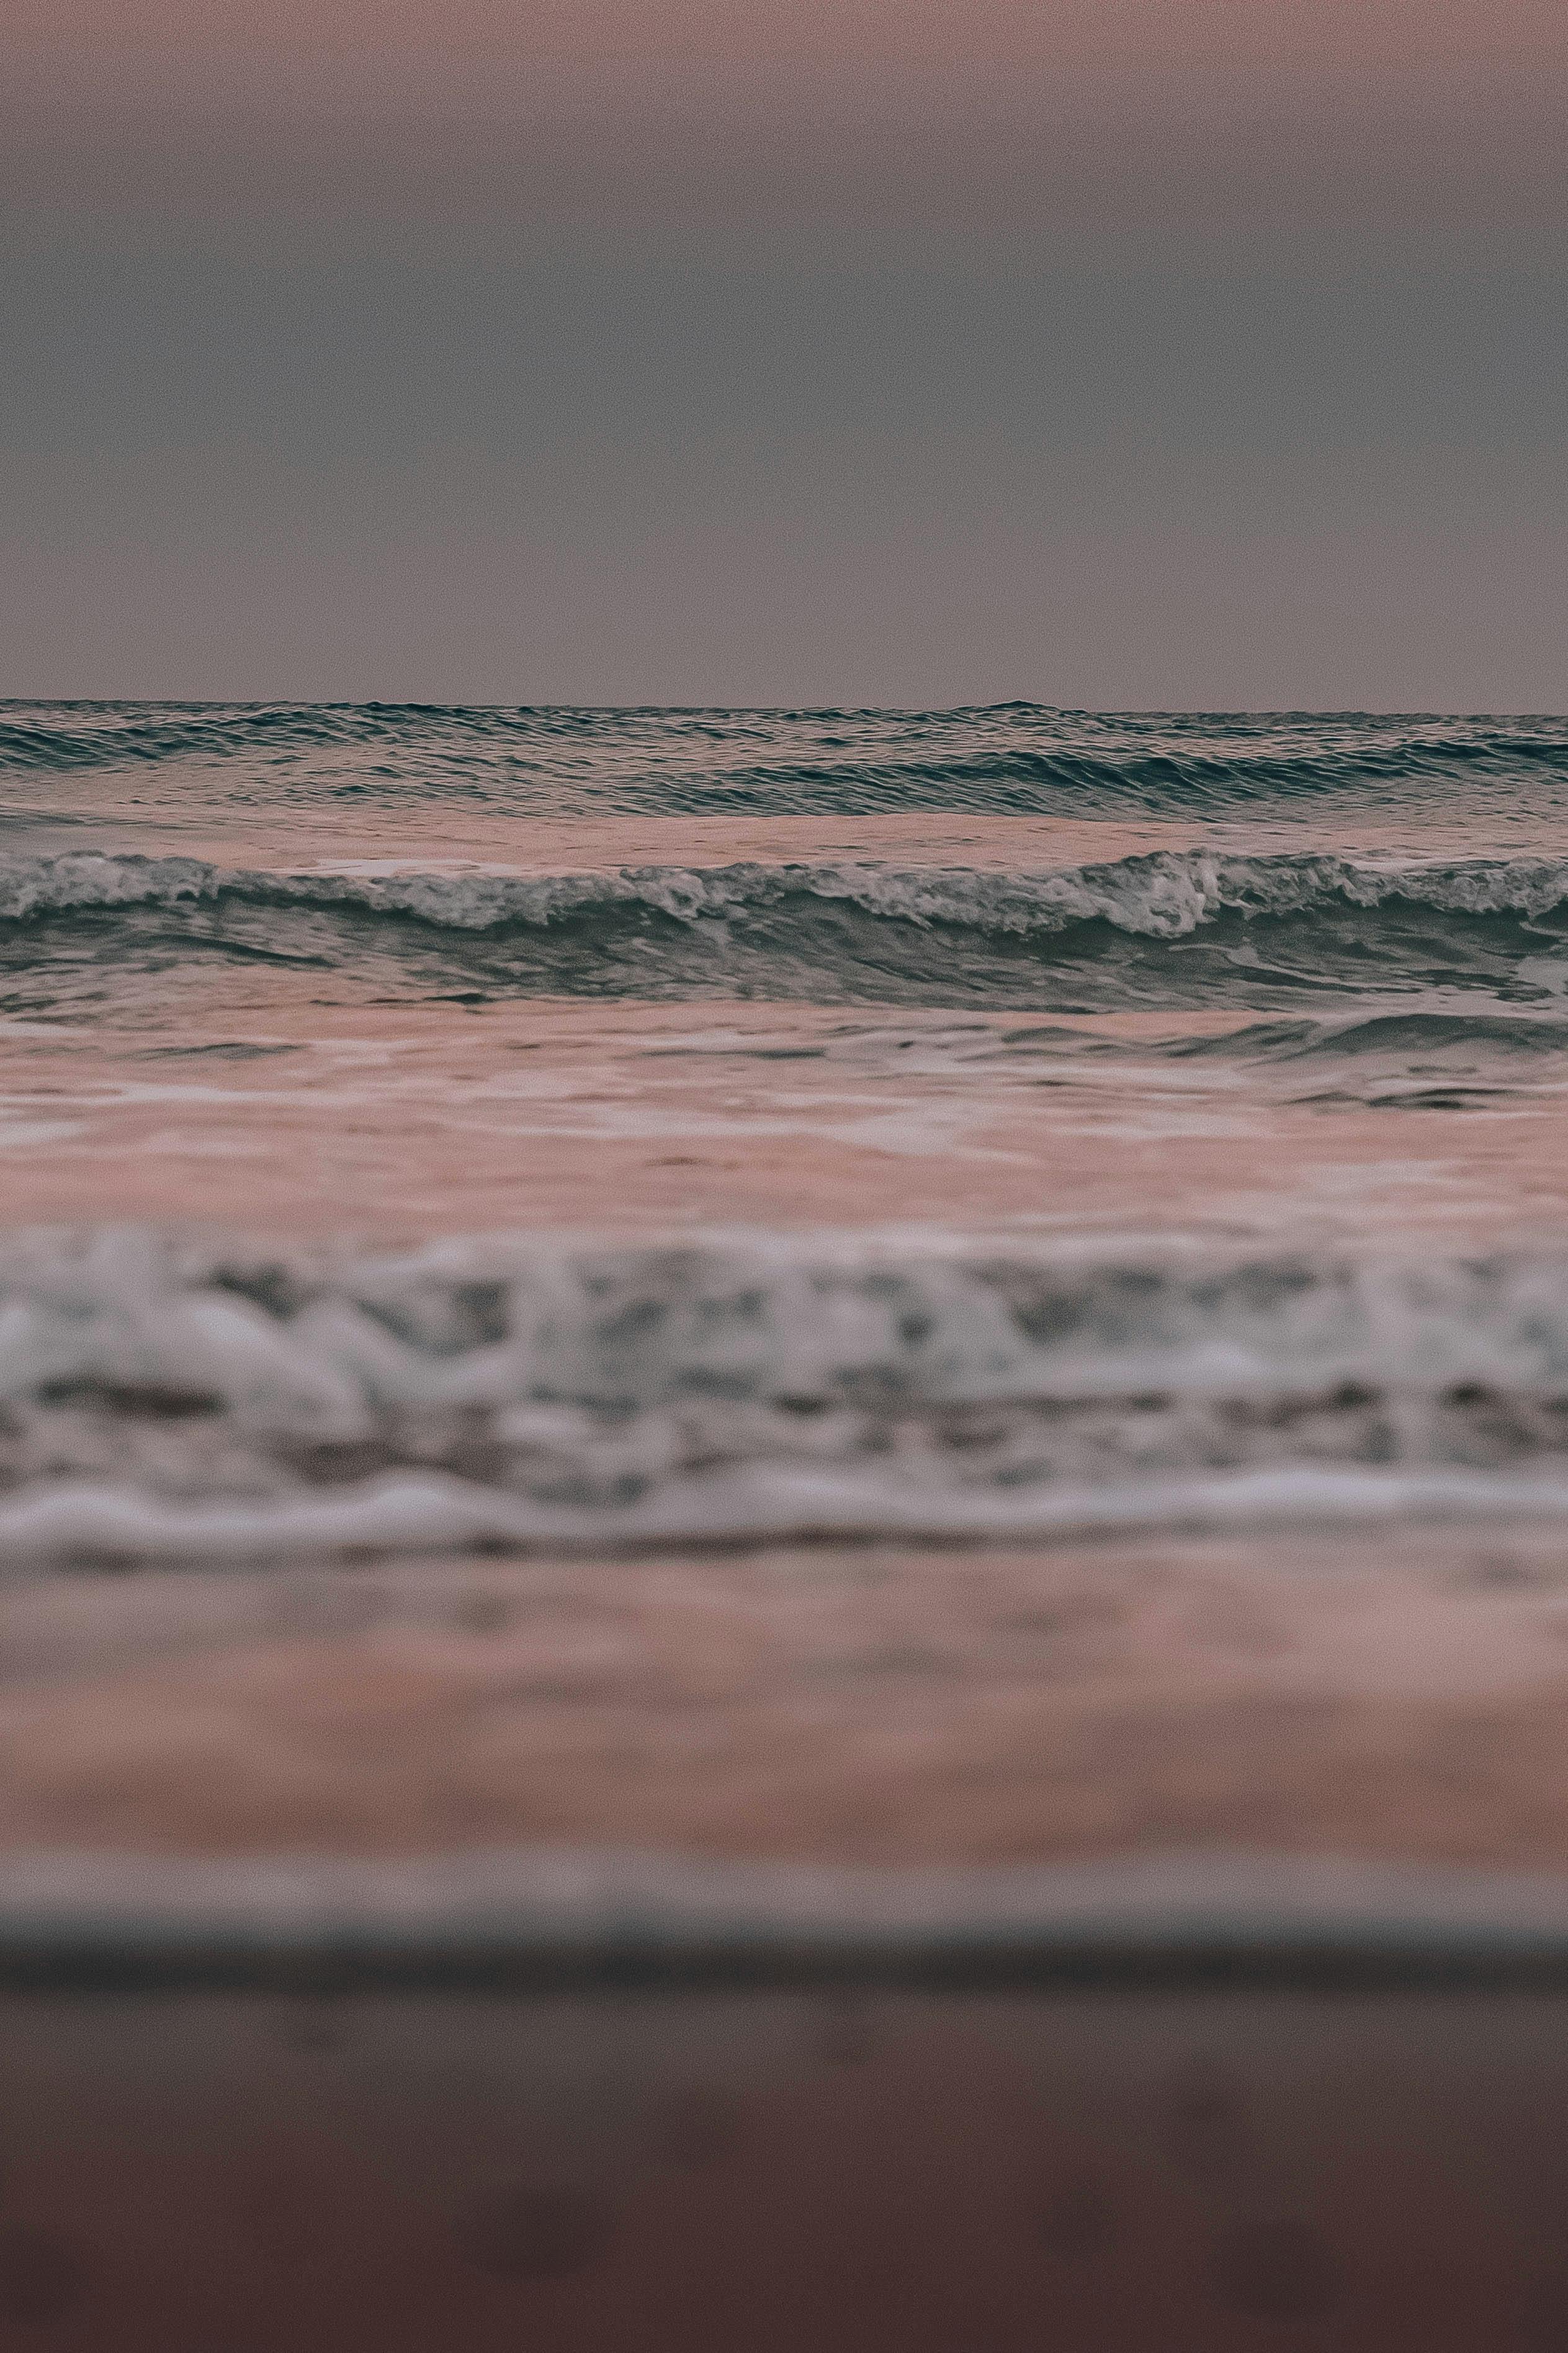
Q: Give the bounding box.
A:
[4,1461,1568,1563]
[4,1229,1568,1557]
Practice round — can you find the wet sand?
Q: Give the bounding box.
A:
[12,1974,1568,2352]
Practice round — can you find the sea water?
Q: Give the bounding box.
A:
[5,703,1568,1558]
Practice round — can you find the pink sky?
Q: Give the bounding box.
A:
[11,0,1567,81]
[5,0,1563,704]
[7,0,1562,258]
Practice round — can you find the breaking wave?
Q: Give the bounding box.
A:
[7,848,1568,1013]
[9,1230,1568,1559]
[11,845,1568,933]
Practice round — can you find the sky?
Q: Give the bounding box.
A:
[2,1,1565,708]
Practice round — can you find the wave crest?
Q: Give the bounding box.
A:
[9,848,1568,940]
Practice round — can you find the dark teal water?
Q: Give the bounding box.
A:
[6,703,1567,817]
[6,706,1568,1018]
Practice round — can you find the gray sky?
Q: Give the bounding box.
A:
[3,2,1565,707]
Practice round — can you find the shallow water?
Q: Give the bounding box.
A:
[6,703,1568,1552]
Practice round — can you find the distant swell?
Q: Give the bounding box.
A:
[7,1231,1568,1558]
[5,704,1568,817]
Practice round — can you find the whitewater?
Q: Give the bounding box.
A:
[7,702,1568,1553]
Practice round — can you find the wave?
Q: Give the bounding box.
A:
[9,1231,1568,1558]
[7,849,1568,1015]
[1173,1011,1568,1063]
[6,704,1568,816]
[12,845,1568,934]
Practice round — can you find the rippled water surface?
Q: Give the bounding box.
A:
[6,703,1568,1549]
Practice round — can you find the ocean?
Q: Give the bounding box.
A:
[6,701,1568,1565]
